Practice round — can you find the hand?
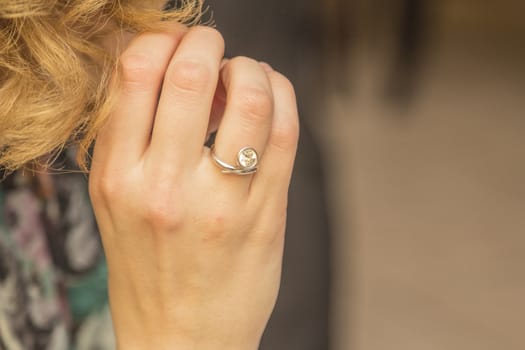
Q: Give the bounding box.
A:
[88,25,299,350]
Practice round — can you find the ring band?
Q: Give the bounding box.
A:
[210,145,259,175]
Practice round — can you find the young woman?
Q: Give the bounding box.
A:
[0,1,299,349]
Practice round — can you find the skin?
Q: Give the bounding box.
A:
[89,24,299,350]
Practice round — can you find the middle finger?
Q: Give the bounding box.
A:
[208,57,274,189]
[148,26,225,171]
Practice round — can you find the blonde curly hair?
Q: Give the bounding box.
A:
[0,0,203,173]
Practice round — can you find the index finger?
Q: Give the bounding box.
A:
[93,24,187,171]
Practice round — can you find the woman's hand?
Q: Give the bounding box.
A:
[88,25,299,350]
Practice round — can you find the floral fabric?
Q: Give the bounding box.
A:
[0,150,114,350]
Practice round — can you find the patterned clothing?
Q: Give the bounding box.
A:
[0,150,114,350]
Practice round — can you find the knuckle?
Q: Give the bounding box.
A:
[119,53,161,91]
[282,79,296,98]
[144,205,173,230]
[142,184,184,230]
[271,115,300,150]
[235,86,274,123]
[273,72,296,97]
[201,211,233,243]
[166,59,212,94]
[195,26,225,50]
[143,199,182,231]
[89,172,123,203]
[229,55,255,66]
[196,202,239,243]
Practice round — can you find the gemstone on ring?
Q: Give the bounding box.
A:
[210,144,259,175]
[237,147,259,170]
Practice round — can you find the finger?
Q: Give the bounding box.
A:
[210,57,274,188]
[207,58,230,138]
[207,75,227,140]
[251,69,300,200]
[147,26,225,171]
[203,59,230,143]
[93,24,187,169]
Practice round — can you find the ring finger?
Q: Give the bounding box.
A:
[208,57,274,189]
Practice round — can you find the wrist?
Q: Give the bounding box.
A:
[116,334,260,350]
[108,284,265,350]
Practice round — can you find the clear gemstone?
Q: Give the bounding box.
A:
[238,148,258,169]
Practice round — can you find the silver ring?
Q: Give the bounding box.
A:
[210,144,259,175]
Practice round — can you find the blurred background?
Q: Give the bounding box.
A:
[209,0,525,349]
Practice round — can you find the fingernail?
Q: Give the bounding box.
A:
[259,61,273,73]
